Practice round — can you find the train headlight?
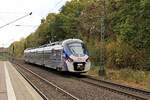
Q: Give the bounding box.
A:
[64,58,66,61]
[68,58,73,62]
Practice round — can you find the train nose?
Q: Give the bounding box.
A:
[73,62,85,71]
[77,57,82,62]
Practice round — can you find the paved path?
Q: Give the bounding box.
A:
[0,61,44,100]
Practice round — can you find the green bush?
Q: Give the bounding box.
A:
[120,68,134,80]
[0,56,3,61]
[106,38,150,70]
[86,38,101,66]
[134,71,146,83]
[119,68,146,83]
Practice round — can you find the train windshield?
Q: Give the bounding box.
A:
[67,42,86,56]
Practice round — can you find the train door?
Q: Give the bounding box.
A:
[43,49,52,68]
[55,49,62,65]
[49,49,61,68]
[50,49,57,68]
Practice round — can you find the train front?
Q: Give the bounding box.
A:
[62,39,91,73]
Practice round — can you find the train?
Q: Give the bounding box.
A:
[24,39,91,73]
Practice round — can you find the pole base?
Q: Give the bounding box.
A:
[99,69,106,76]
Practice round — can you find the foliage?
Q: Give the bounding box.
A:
[9,38,25,58]
[107,0,150,49]
[119,68,146,83]
[8,0,150,70]
[86,37,101,66]
[106,37,150,70]
[0,56,3,61]
[48,0,92,41]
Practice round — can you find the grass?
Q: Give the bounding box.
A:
[0,56,3,61]
[85,66,150,90]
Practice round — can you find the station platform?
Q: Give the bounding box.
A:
[0,61,44,100]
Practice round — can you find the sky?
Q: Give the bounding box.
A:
[0,0,71,47]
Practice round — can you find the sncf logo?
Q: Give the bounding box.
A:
[77,58,82,62]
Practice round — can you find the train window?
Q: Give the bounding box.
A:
[52,49,56,56]
[67,43,86,56]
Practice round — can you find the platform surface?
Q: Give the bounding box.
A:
[0,61,44,100]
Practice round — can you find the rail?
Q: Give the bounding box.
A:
[15,63,80,100]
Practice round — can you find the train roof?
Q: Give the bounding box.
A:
[62,39,83,46]
[24,38,83,52]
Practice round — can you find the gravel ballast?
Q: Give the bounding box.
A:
[12,60,133,100]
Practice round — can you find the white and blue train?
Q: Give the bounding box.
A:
[24,39,91,73]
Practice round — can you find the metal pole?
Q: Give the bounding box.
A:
[12,45,15,62]
[99,1,106,76]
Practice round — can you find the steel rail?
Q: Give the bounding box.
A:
[15,65,49,100]
[74,75,150,100]
[12,59,150,100]
[87,76,150,96]
[15,63,80,100]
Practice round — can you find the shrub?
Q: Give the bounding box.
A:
[106,38,150,70]
[0,56,3,61]
[86,37,101,66]
[119,68,146,83]
[133,71,146,83]
[120,68,134,81]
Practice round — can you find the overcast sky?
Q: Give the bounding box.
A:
[0,0,71,47]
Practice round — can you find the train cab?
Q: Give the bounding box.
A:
[62,39,91,73]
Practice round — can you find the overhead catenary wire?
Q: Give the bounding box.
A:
[55,0,65,8]
[0,11,29,15]
[49,0,65,13]
[0,12,32,29]
[15,25,39,27]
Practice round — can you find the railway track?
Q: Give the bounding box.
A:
[14,63,80,100]
[72,75,150,100]
[15,66,49,100]
[11,59,150,100]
